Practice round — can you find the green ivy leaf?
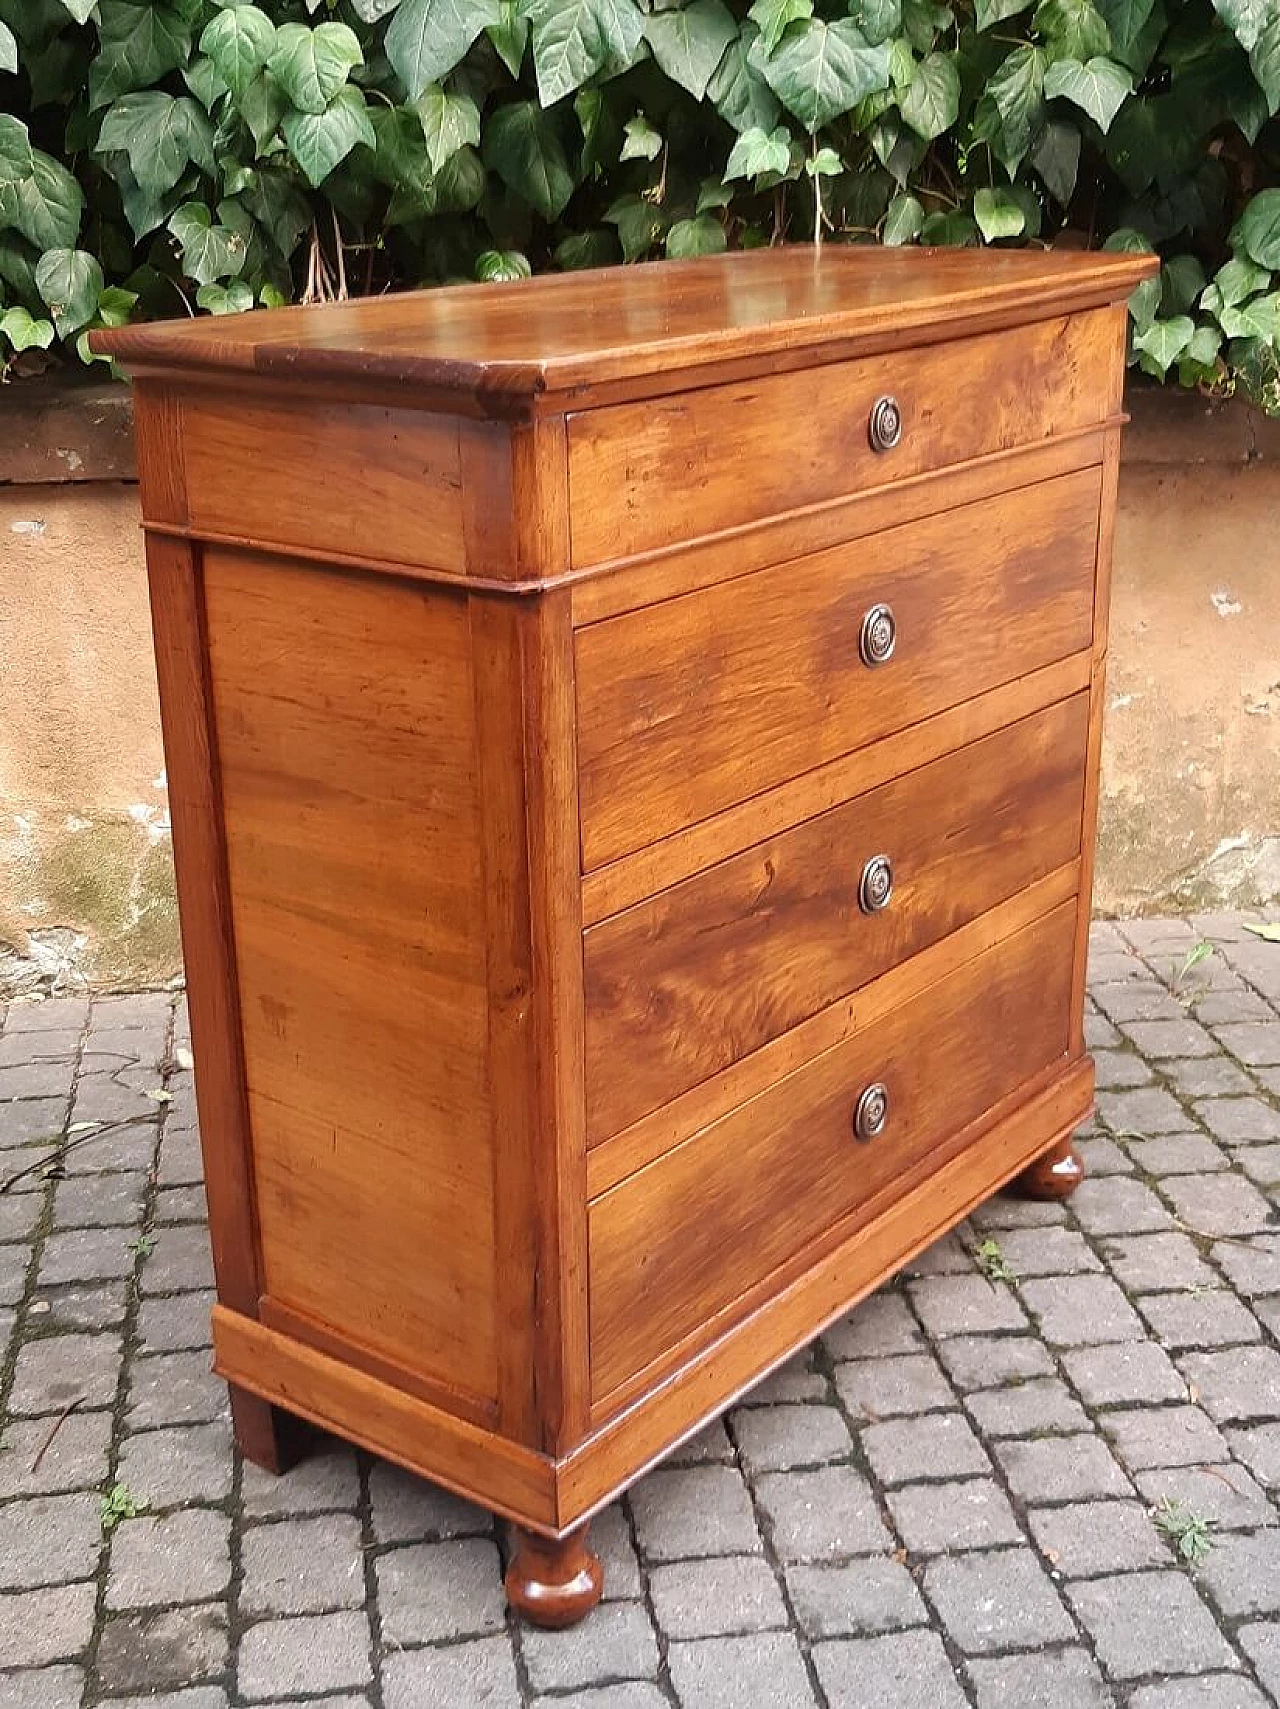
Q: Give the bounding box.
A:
[475,247,532,278]
[666,213,727,256]
[168,200,248,284]
[96,285,139,326]
[1234,188,1280,268]
[620,113,662,160]
[974,0,1032,27]
[903,0,952,47]
[899,49,960,137]
[1096,0,1155,66]
[0,20,16,74]
[1177,321,1222,381]
[1202,255,1271,313]
[237,71,288,150]
[1211,0,1269,52]
[483,98,575,219]
[1031,116,1080,204]
[555,227,618,267]
[0,115,34,195]
[486,0,529,76]
[282,83,376,185]
[197,278,255,312]
[644,0,736,99]
[747,0,812,53]
[415,82,480,172]
[97,92,215,199]
[1043,54,1132,131]
[1161,252,1206,315]
[761,17,892,131]
[242,166,311,257]
[34,246,103,333]
[1132,313,1194,375]
[268,21,362,115]
[200,5,277,99]
[848,0,902,46]
[708,23,782,132]
[12,148,84,250]
[1219,290,1280,339]
[920,206,978,243]
[90,2,192,111]
[605,190,667,257]
[974,183,1026,239]
[1248,13,1280,112]
[724,122,791,177]
[1034,0,1111,62]
[882,189,923,241]
[1104,224,1159,328]
[982,43,1044,170]
[386,0,499,100]
[349,0,402,18]
[58,0,99,23]
[526,0,646,105]
[0,305,56,352]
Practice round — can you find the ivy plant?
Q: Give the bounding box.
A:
[1,0,1278,407]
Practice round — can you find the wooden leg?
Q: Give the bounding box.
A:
[229,1384,311,1475]
[504,1523,604,1628]
[1014,1133,1085,1201]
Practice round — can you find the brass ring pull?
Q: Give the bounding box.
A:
[853,1082,890,1143]
[869,395,902,453]
[859,854,894,914]
[859,603,896,667]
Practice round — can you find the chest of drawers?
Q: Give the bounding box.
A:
[99,245,1156,1626]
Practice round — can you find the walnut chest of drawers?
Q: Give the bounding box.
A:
[99,245,1156,1626]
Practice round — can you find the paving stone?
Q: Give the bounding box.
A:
[1028,1499,1168,1576]
[934,1334,1055,1392]
[0,1186,40,1242]
[237,1612,371,1702]
[382,1638,520,1709]
[903,1228,976,1275]
[1094,1050,1152,1089]
[31,1279,130,1334]
[822,1293,923,1360]
[994,1435,1133,1504]
[375,1537,505,1643]
[98,1692,227,1709]
[1128,1679,1270,1709]
[1236,1144,1280,1189]
[667,1421,734,1467]
[1164,1055,1259,1098]
[0,1493,99,1591]
[0,1240,27,1305]
[1124,1017,1218,1058]
[0,1059,75,1101]
[1162,1172,1277,1237]
[970,1195,1068,1230]
[2,998,88,1034]
[117,1421,234,1509]
[908,1275,1027,1337]
[1195,1529,1280,1616]
[594,1500,643,1600]
[135,1290,214,1354]
[96,1604,229,1695]
[0,1410,113,1497]
[0,1665,85,1709]
[241,1442,359,1517]
[155,1127,205,1187]
[1099,1232,1216,1292]
[126,1350,227,1431]
[137,1224,215,1295]
[887,1478,1021,1554]
[52,1170,147,1229]
[1126,1133,1230,1175]
[62,1119,157,1174]
[1075,1134,1133,1176]
[861,1411,990,1487]
[1068,1177,1174,1236]
[1068,1571,1237,1678]
[367,1460,491,1544]
[1196,1098,1280,1145]
[1101,1405,1230,1471]
[1084,1011,1121,1050]
[835,1353,955,1421]
[1098,1086,1190,1135]
[530,1691,666,1709]
[523,1601,660,1693]
[38,1224,137,1285]
[1195,989,1276,1023]
[0,1583,97,1668]
[966,1648,1112,1709]
[730,1402,852,1472]
[1180,1347,1280,1423]
[754,1466,891,1561]
[1020,1275,1146,1346]
[71,1072,161,1127]
[1137,1463,1272,1529]
[785,1558,928,1639]
[154,1184,210,1223]
[0,1096,67,1149]
[649,1555,787,1638]
[8,1330,123,1414]
[239,1514,364,1616]
[91,992,174,1031]
[733,1351,827,1407]
[630,1464,762,1562]
[1137,1288,1263,1349]
[1212,1235,1280,1297]
[1238,1623,1280,1701]
[1225,1423,1280,1491]
[668,1632,815,1709]
[987,1227,1102,1277]
[965,1377,1089,1440]
[924,1549,1074,1654]
[106,1509,232,1610]
[1213,1022,1280,1066]
[1062,1340,1188,1407]
[813,1630,966,1709]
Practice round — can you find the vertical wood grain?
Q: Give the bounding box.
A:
[132,385,188,524]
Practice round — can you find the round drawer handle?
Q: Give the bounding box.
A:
[868,395,902,453]
[853,1082,890,1143]
[859,854,894,914]
[859,602,897,668]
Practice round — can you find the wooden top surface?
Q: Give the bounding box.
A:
[95,246,1154,410]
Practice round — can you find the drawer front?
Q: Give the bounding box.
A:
[589,902,1076,1403]
[566,309,1117,566]
[576,466,1100,871]
[584,694,1088,1144]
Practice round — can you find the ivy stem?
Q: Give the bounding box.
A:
[811,133,822,249]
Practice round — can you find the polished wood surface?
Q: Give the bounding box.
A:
[104,250,1152,1622]
[576,467,1100,869]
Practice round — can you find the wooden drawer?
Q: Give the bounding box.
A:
[566,309,1116,566]
[589,901,1076,1403]
[584,693,1088,1144]
[575,466,1100,871]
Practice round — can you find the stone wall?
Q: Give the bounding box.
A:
[1,374,1277,994]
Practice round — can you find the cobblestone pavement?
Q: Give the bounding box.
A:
[2,915,1280,1708]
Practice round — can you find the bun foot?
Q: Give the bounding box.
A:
[229,1386,311,1476]
[1015,1135,1086,1201]
[505,1524,604,1628]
